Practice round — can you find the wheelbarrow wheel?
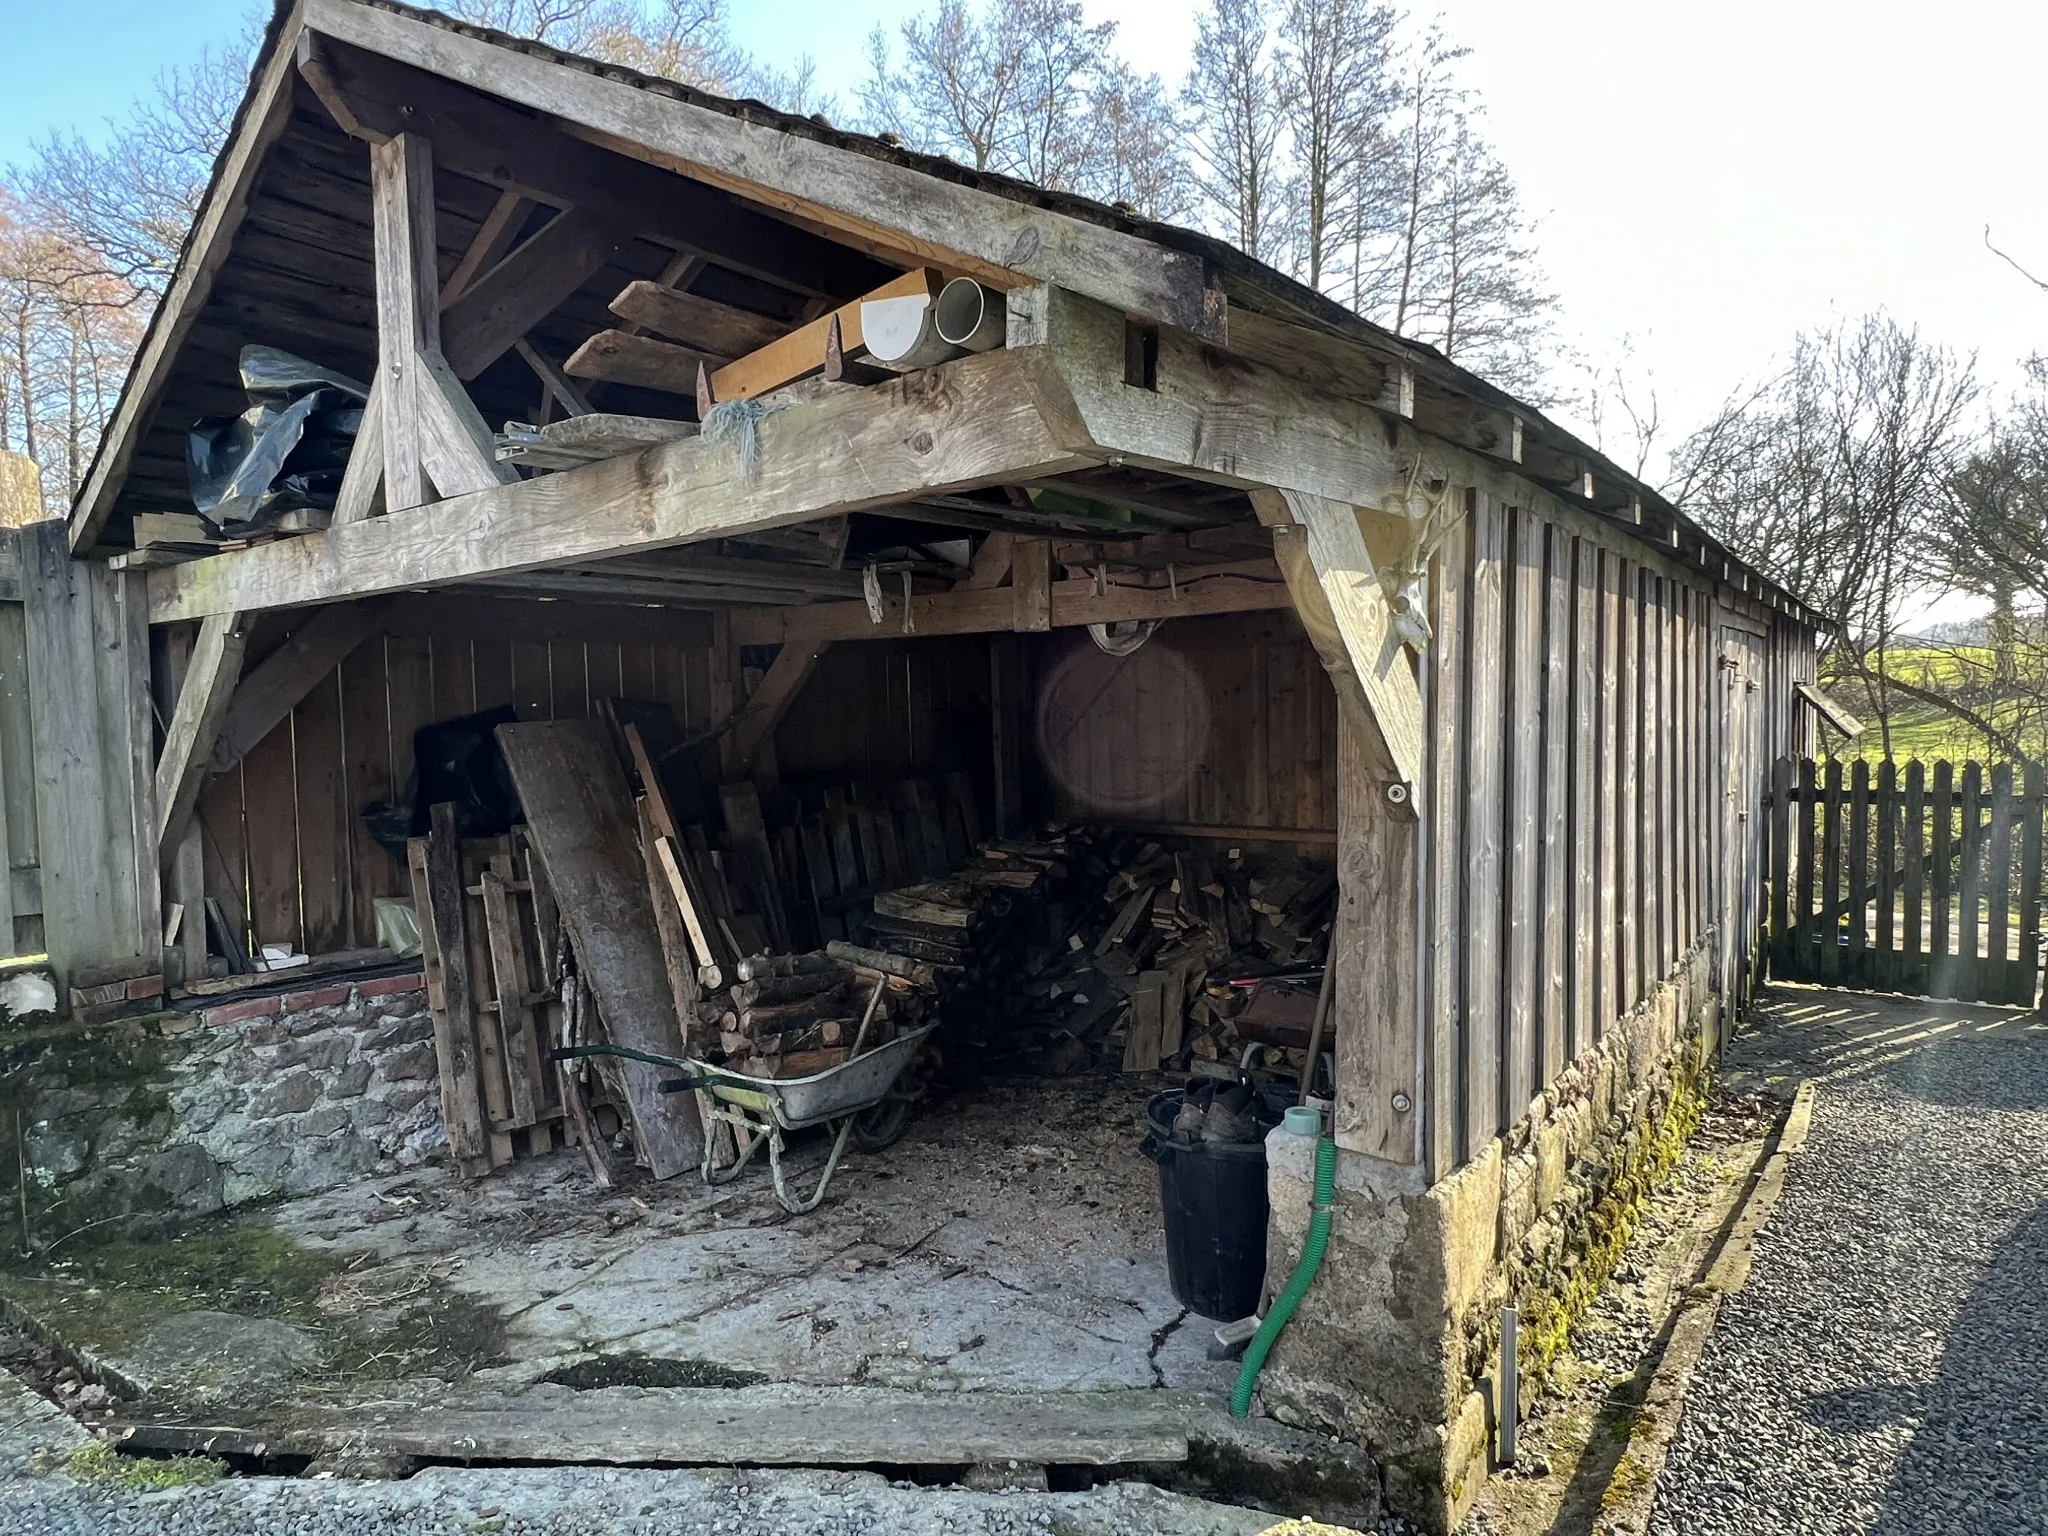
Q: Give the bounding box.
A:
[849,1097,913,1152]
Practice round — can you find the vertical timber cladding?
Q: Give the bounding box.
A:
[202,600,716,963]
[18,521,155,989]
[1424,488,1763,1180]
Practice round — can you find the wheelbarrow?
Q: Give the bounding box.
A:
[553,1022,934,1215]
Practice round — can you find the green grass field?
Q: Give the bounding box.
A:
[1830,646,2048,765]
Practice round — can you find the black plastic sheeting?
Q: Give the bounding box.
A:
[187,346,368,533]
[362,706,523,859]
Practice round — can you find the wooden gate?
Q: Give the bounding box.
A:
[1763,756,2044,1005]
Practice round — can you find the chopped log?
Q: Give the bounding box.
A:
[737,950,844,983]
[825,940,943,987]
[734,969,852,1007]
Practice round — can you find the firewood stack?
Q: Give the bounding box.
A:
[689,948,925,1079]
[831,828,1337,1078]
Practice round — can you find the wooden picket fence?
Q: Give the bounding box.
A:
[1762,757,2045,1006]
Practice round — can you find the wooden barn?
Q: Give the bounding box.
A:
[17,0,1826,1525]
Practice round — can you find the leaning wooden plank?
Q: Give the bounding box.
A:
[656,837,725,972]
[155,611,247,860]
[107,1384,1195,1468]
[303,0,1223,339]
[410,815,490,1168]
[479,860,544,1127]
[148,347,1091,621]
[638,798,702,1022]
[608,281,787,357]
[720,781,792,952]
[1121,972,1168,1072]
[566,330,728,394]
[495,720,702,1176]
[211,603,379,772]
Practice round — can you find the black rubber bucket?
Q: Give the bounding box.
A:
[1141,1087,1281,1321]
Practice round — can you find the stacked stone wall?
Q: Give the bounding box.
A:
[2,973,439,1235]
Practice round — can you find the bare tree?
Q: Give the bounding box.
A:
[1274,0,1399,291]
[859,1,1026,171]
[1085,63,1194,220]
[579,0,750,93]
[1673,314,1980,757]
[1181,0,1286,261]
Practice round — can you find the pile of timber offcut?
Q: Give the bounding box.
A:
[837,828,1336,1079]
[686,948,926,1079]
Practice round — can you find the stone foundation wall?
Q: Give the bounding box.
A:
[2,972,440,1238]
[1258,939,1720,1532]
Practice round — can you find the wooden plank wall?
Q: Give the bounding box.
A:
[18,522,155,986]
[772,636,994,789]
[199,597,715,963]
[0,532,44,957]
[1032,612,1337,836]
[1421,491,1810,1179]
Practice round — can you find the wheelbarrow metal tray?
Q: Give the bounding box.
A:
[704,1025,934,1131]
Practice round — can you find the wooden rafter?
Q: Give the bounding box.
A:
[302,0,1223,338]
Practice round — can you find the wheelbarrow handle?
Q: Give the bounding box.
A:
[551,1042,692,1072]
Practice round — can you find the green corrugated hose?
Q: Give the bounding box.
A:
[1230,1133,1335,1418]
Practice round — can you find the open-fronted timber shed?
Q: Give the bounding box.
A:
[30,0,1825,1524]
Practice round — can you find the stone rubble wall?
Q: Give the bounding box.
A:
[2,973,440,1233]
[1258,938,1721,1533]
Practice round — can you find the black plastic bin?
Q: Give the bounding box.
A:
[1141,1086,1284,1321]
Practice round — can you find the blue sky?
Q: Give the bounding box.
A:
[0,0,257,161]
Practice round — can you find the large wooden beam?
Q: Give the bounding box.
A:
[1025,285,1415,513]
[731,564,1290,646]
[1251,487,1425,803]
[211,603,380,772]
[370,133,516,510]
[441,208,618,380]
[1329,688,1421,1164]
[156,612,247,861]
[304,0,1224,339]
[146,347,1096,622]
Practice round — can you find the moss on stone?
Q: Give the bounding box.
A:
[1,1216,509,1386]
[65,1439,226,1491]
[1509,1050,1708,1400]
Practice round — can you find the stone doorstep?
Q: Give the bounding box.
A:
[193,970,425,1030]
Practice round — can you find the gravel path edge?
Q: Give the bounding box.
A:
[1594,1080,1814,1535]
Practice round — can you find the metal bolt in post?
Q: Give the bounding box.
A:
[1499,1303,1520,1466]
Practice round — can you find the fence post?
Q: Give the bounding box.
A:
[1875,759,1897,990]
[1820,759,1844,983]
[1795,757,1818,979]
[1848,760,1870,986]
[2024,761,2044,1014]
[1769,757,1792,976]
[1903,759,1926,993]
[1957,761,1983,1004]
[1930,761,1955,998]
[1986,763,2015,1004]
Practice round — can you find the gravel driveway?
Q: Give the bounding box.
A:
[1649,991,2048,1534]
